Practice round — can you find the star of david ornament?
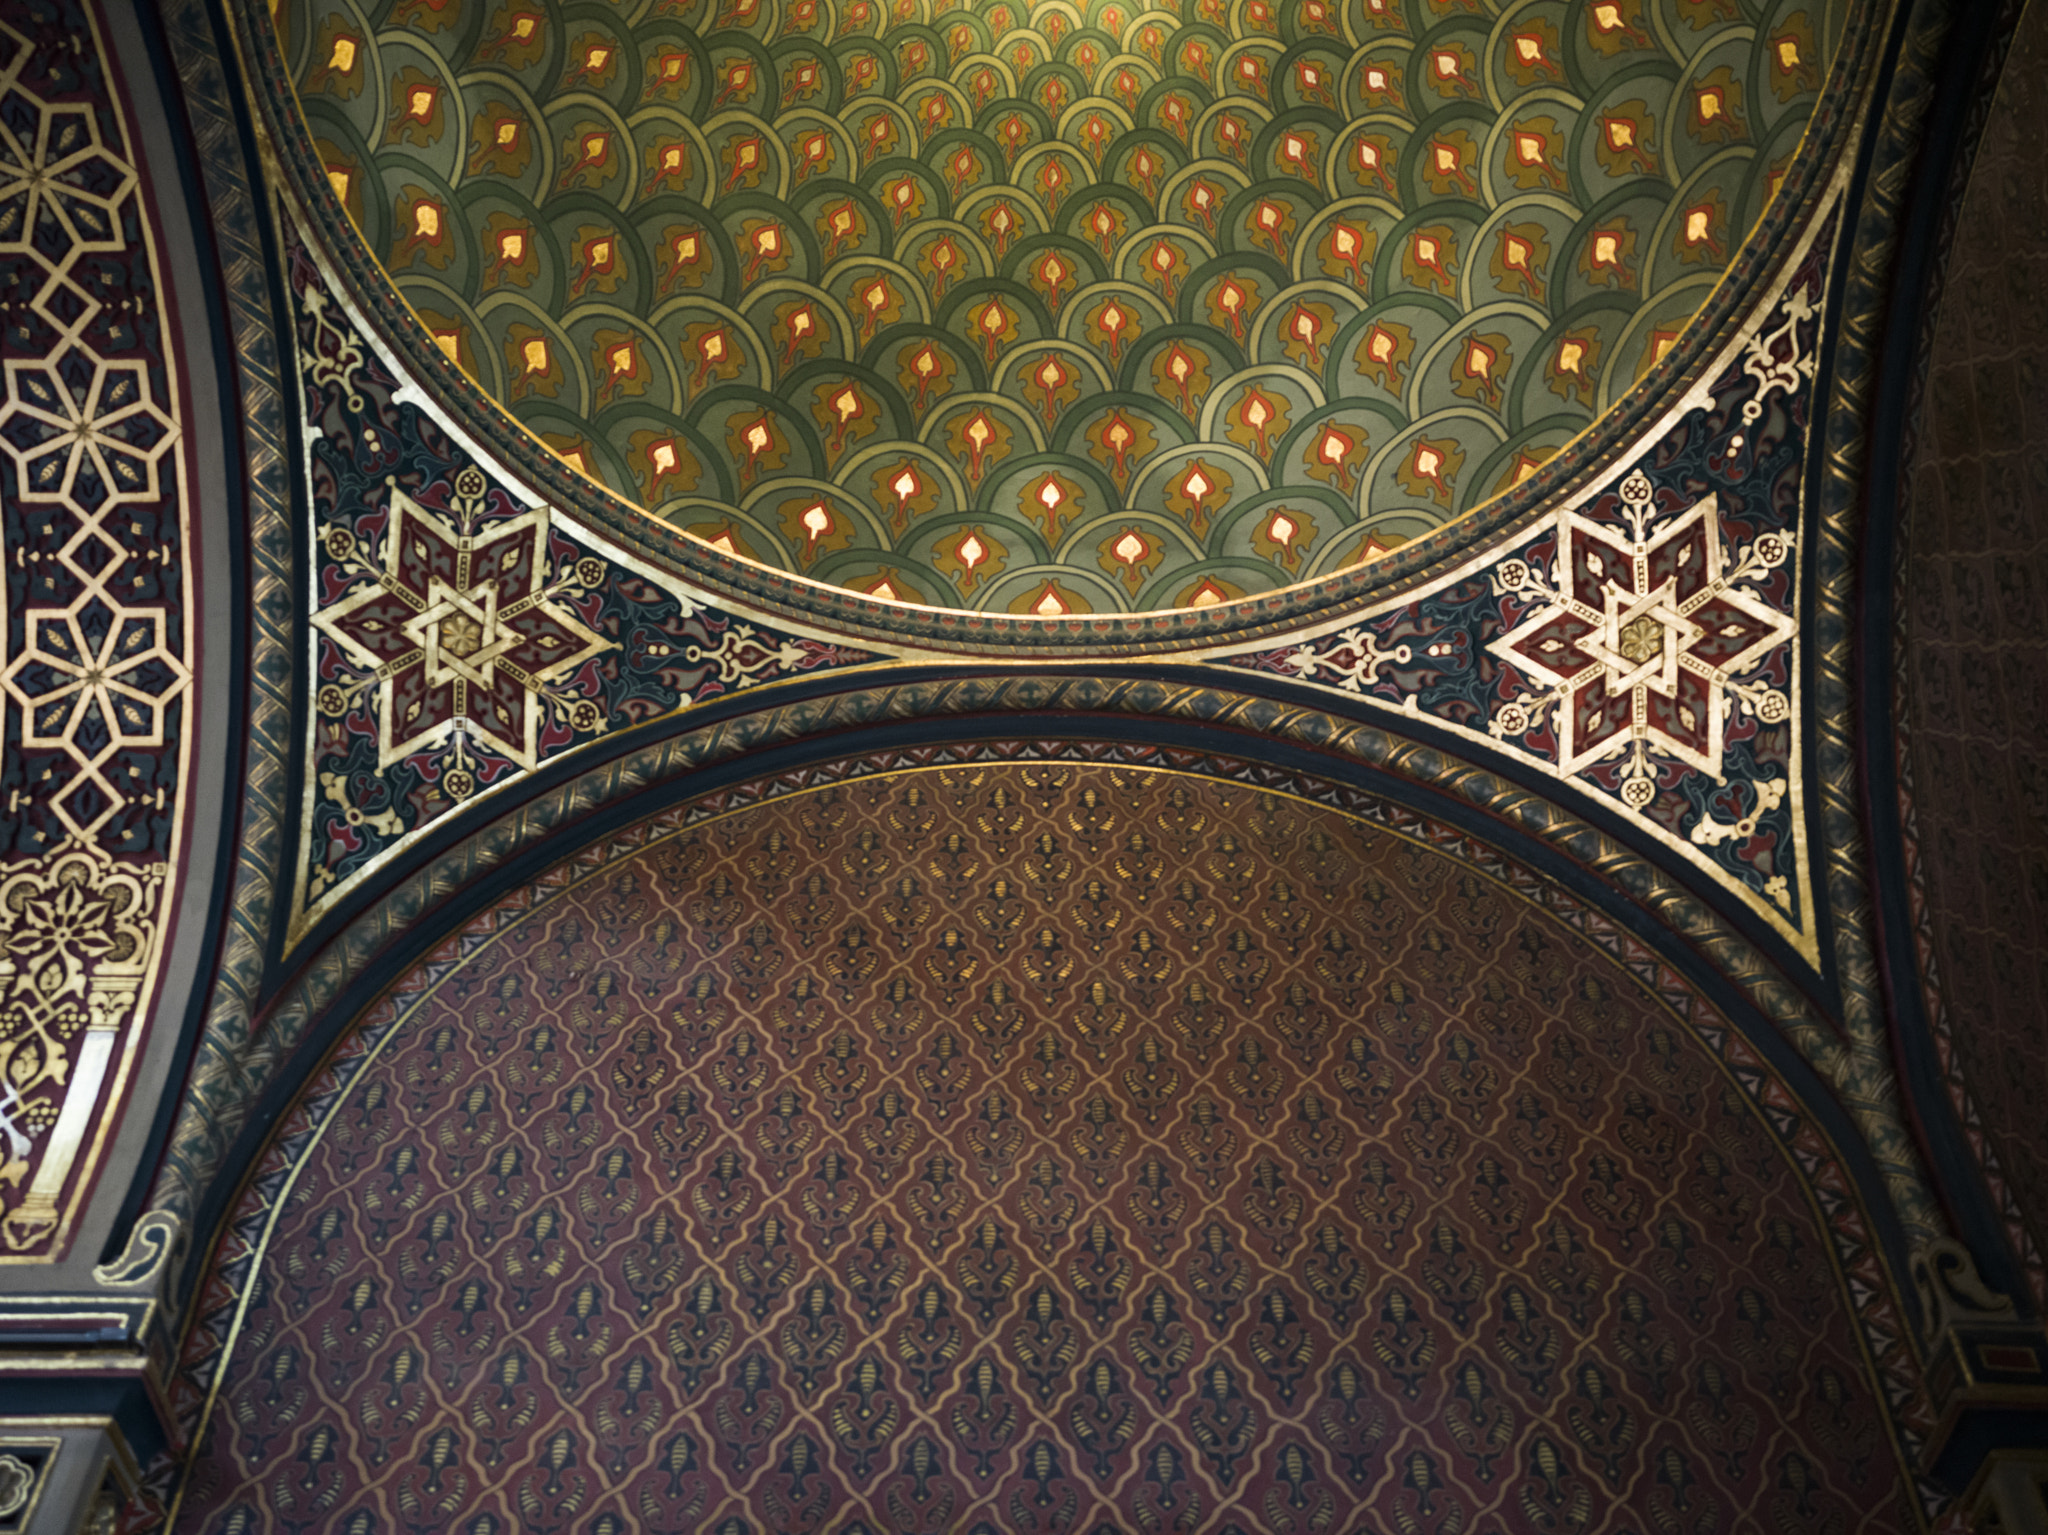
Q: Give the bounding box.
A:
[314,472,613,776]
[1488,470,1793,807]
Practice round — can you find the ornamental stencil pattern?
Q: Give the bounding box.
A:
[313,469,613,783]
[1222,228,1826,956]
[174,766,1914,1532]
[1894,0,2048,1295]
[287,188,1829,959]
[0,0,192,1257]
[266,0,1845,613]
[1488,469,1794,804]
[291,225,876,936]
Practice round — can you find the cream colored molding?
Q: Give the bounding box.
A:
[0,1419,135,1535]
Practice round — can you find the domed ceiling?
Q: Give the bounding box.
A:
[278,0,1839,615]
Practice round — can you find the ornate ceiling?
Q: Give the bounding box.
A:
[279,0,1841,614]
[19,0,2048,1527]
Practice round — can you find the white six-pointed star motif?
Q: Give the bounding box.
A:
[1488,472,1793,806]
[314,486,613,773]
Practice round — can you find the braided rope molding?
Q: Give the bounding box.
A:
[146,0,298,1304]
[1808,0,1957,1282]
[210,0,1892,656]
[156,670,1870,1317]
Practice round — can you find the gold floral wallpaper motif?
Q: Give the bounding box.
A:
[173,766,1913,1531]
[0,1,194,1259]
[1894,0,2048,1289]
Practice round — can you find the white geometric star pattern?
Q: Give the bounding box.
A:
[1488,471,1794,809]
[312,470,614,781]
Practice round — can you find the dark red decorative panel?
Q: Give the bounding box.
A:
[176,765,1906,1531]
[1899,0,2048,1286]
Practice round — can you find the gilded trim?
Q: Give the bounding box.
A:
[169,758,1940,1523]
[0,0,197,1260]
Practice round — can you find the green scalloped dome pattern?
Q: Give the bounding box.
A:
[283,0,1839,614]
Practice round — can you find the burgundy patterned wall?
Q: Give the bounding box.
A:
[176,765,1905,1532]
[1899,0,2048,1267]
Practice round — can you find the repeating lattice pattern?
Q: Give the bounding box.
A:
[179,767,1902,1533]
[1896,0,2048,1291]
